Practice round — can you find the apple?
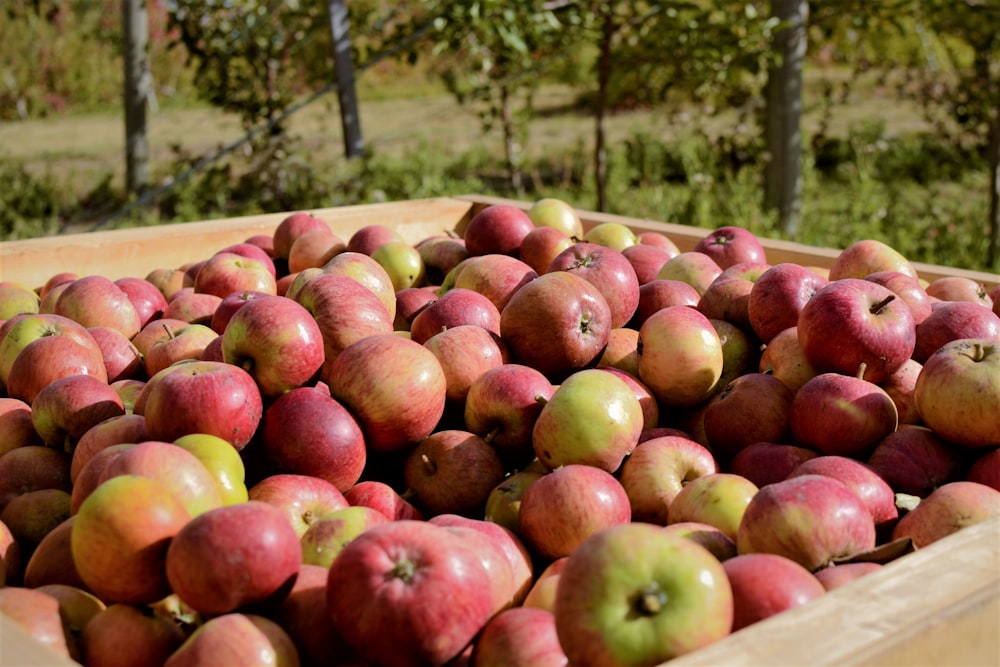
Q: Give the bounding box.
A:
[87,325,143,382]
[0,515,23,586]
[521,556,569,612]
[666,473,759,541]
[813,561,884,591]
[38,272,78,300]
[424,324,509,404]
[371,239,426,291]
[694,225,767,269]
[0,488,72,558]
[287,227,345,274]
[499,271,613,382]
[143,321,218,377]
[247,473,350,538]
[471,607,568,667]
[722,552,826,631]
[393,286,438,331]
[596,327,641,376]
[736,474,877,571]
[728,441,820,489]
[464,204,537,257]
[527,196,585,238]
[637,305,724,408]
[546,241,640,329]
[345,222,405,256]
[661,521,738,562]
[403,429,506,518]
[344,479,425,521]
[617,435,718,525]
[483,469,543,535]
[0,281,41,320]
[22,516,88,590]
[326,519,493,667]
[463,363,554,469]
[113,276,168,329]
[451,253,539,313]
[173,433,249,506]
[131,317,189,359]
[881,357,923,425]
[0,397,43,456]
[622,243,676,286]
[166,500,301,616]
[798,278,916,384]
[70,443,134,515]
[32,583,105,659]
[326,332,447,453]
[144,267,190,301]
[0,585,77,661]
[787,455,899,528]
[655,251,723,296]
[631,279,702,328]
[914,338,1000,448]
[866,426,966,497]
[272,211,330,259]
[80,601,186,667]
[828,238,918,281]
[532,368,643,472]
[160,290,222,326]
[416,234,469,286]
[518,464,632,561]
[925,276,993,307]
[70,413,148,483]
[293,271,395,371]
[72,474,191,605]
[968,448,1000,491]
[891,481,1000,547]
[697,276,757,330]
[276,563,358,666]
[864,270,933,325]
[702,372,794,464]
[747,262,829,343]
[0,445,72,513]
[193,251,277,299]
[300,504,390,567]
[582,221,639,252]
[409,287,502,345]
[519,225,575,275]
[217,241,278,277]
[554,522,733,665]
[209,289,272,334]
[28,373,122,453]
[790,371,898,459]
[913,300,1000,363]
[111,378,146,414]
[638,230,681,254]
[38,279,72,313]
[320,250,398,321]
[53,275,142,340]
[757,325,819,393]
[164,613,300,667]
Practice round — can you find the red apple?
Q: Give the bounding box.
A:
[618,435,719,525]
[464,204,536,257]
[622,243,676,286]
[29,373,125,452]
[71,413,149,483]
[0,397,43,456]
[416,235,469,286]
[87,325,144,382]
[0,586,76,661]
[164,613,299,667]
[520,226,574,275]
[728,441,820,488]
[472,607,568,667]
[160,290,222,326]
[864,270,933,325]
[144,321,218,377]
[546,241,640,329]
[866,426,966,497]
[925,276,994,307]
[913,300,1000,363]
[23,516,87,590]
[288,228,345,273]
[722,552,826,631]
[451,253,539,313]
[968,449,1000,492]
[424,324,509,404]
[275,563,358,666]
[702,372,794,464]
[666,472,759,541]
[813,561,884,591]
[694,225,767,269]
[193,251,277,299]
[80,601,186,667]
[319,250,398,321]
[655,251,723,296]
[631,279,702,328]
[637,305,724,408]
[393,286,438,331]
[344,479,425,521]
[787,455,899,528]
[247,473,350,538]
[144,267,190,301]
[881,357,923,425]
[660,521,738,562]
[409,287,502,345]
[891,481,1000,547]
[828,239,918,281]
[209,289,272,334]
[403,429,506,518]
[0,445,72,513]
[113,276,168,329]
[747,263,829,344]
[272,211,330,260]
[54,275,142,340]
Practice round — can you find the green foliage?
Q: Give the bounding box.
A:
[0,159,63,239]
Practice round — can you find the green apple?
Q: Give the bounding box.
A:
[531,368,643,472]
[484,469,544,535]
[666,472,759,541]
[554,522,733,666]
[370,239,426,292]
[173,433,249,505]
[527,197,585,238]
[300,505,390,568]
[0,282,41,320]
[582,222,639,252]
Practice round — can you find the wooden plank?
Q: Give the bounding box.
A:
[0,613,78,667]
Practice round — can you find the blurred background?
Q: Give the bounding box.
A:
[1,0,998,273]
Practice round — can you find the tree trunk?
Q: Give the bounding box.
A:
[328,0,364,158]
[594,12,614,213]
[500,83,524,196]
[122,0,150,194]
[764,0,808,237]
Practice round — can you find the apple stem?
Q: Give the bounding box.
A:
[962,341,987,362]
[390,558,417,583]
[421,453,437,475]
[870,294,896,315]
[634,582,668,616]
[535,395,549,406]
[161,322,176,340]
[484,426,501,444]
[855,362,868,380]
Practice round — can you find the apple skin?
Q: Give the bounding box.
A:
[449,253,539,314]
[925,276,994,307]
[393,286,438,331]
[471,606,568,667]
[546,241,641,329]
[631,279,702,328]
[417,235,469,287]
[161,290,223,326]
[637,305,724,408]
[527,196,585,238]
[968,448,1000,492]
[554,522,734,666]
[891,481,1000,548]
[702,372,794,464]
[583,221,640,252]
[0,445,72,513]
[209,289,272,334]
[881,357,923,425]
[697,276,757,330]
[23,516,89,590]
[0,397,43,456]
[326,519,494,667]
[80,601,186,667]
[786,455,899,528]
[483,469,544,535]
[622,243,676,286]
[655,251,723,296]
[814,561,884,591]
[144,267,190,301]
[661,521,738,562]
[371,239,426,292]
[864,270,933,325]
[409,287,502,345]
[667,473,759,542]
[114,276,169,329]
[261,386,366,492]
[87,325,144,382]
[463,363,554,470]
[403,429,506,518]
[346,223,405,256]
[0,516,23,586]
[912,300,1000,363]
[70,413,149,483]
[828,238,918,281]
[758,325,820,393]
[425,324,509,405]
[736,474,877,572]
[747,263,829,344]
[247,473,350,538]
[596,329,642,378]
[192,251,278,299]
[344,479,424,521]
[790,372,898,459]
[522,556,569,612]
[166,500,302,617]
[272,211,330,260]
[865,426,966,497]
[6,334,109,404]
[326,333,447,453]
[0,281,41,320]
[72,474,192,605]
[287,227,345,273]
[520,225,575,276]
[300,504,391,568]
[0,585,77,661]
[221,294,325,398]
[914,338,1000,448]
[464,204,536,257]
[694,226,767,269]
[319,250,398,322]
[54,274,143,340]
[144,322,218,377]
[618,435,719,525]
[728,441,820,489]
[518,464,632,562]
[276,563,358,667]
[798,278,916,384]
[218,241,279,277]
[532,368,643,473]
[137,360,264,451]
[0,488,71,558]
[722,552,826,631]
[499,270,613,383]
[164,613,300,667]
[29,373,125,452]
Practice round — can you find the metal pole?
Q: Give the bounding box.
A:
[328,0,364,158]
[123,0,150,193]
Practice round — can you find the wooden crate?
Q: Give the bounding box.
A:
[1,195,998,666]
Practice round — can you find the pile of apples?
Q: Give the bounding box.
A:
[1,197,999,667]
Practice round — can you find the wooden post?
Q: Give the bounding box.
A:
[764,0,808,236]
[122,0,150,194]
[327,0,364,159]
